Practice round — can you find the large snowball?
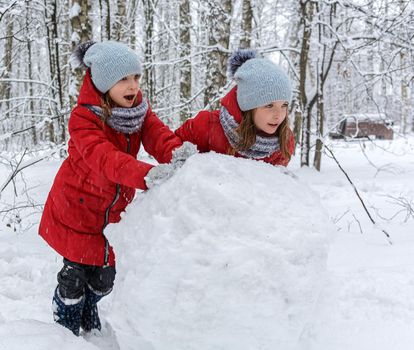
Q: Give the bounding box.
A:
[107,153,333,350]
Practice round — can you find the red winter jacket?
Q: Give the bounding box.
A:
[175,86,295,166]
[39,71,182,267]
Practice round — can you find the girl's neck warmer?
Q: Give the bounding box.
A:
[219,106,280,159]
[85,99,148,134]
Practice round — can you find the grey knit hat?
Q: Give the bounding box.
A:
[228,49,292,111]
[71,41,142,93]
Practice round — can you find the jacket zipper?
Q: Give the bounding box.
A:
[102,135,131,266]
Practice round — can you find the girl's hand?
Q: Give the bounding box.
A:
[171,142,198,167]
[145,163,176,189]
[145,142,198,189]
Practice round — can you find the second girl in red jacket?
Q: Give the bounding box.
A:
[176,50,295,167]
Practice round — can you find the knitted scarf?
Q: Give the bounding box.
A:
[219,106,280,159]
[85,100,148,134]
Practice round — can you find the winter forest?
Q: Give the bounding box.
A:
[1,0,414,349]
[1,0,413,167]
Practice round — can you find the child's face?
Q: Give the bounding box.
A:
[109,74,140,107]
[253,101,288,135]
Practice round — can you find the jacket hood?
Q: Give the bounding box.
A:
[77,69,143,107]
[220,86,243,123]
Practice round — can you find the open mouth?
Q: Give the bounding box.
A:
[268,123,278,127]
[124,95,135,101]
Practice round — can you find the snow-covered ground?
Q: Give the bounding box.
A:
[0,136,413,349]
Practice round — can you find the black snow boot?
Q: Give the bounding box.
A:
[52,287,85,336]
[80,286,104,332]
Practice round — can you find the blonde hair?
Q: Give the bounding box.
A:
[99,93,113,125]
[229,109,291,160]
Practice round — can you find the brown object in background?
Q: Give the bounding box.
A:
[329,115,394,140]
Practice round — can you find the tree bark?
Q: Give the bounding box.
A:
[142,0,155,103]
[239,0,252,49]
[112,0,127,41]
[313,2,338,170]
[43,0,57,143]
[128,0,138,48]
[399,0,409,134]
[286,2,302,148]
[25,0,37,145]
[298,0,314,167]
[203,0,232,109]
[53,0,65,144]
[0,13,13,113]
[70,0,92,101]
[179,0,192,122]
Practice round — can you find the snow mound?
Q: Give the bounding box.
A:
[107,153,334,350]
[0,320,98,350]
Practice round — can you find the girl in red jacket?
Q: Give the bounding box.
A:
[176,50,295,166]
[39,41,192,335]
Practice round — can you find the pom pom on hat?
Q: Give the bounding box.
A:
[227,49,258,78]
[70,41,96,69]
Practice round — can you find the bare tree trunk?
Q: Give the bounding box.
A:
[142,0,155,103]
[105,0,111,40]
[98,0,111,40]
[203,0,232,109]
[70,0,92,108]
[128,0,138,48]
[0,10,13,149]
[98,0,104,41]
[399,0,409,134]
[43,0,57,143]
[293,109,301,151]
[286,2,302,148]
[313,2,338,171]
[400,51,409,134]
[411,76,414,133]
[239,0,252,49]
[51,0,65,144]
[380,1,389,102]
[314,8,324,172]
[25,0,37,145]
[365,0,375,106]
[0,13,13,113]
[51,1,63,111]
[179,0,192,122]
[113,0,127,41]
[299,0,314,167]
[314,96,325,170]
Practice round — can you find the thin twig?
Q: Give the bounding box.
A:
[352,213,363,234]
[0,204,44,215]
[0,148,61,195]
[324,144,392,244]
[332,209,350,224]
[1,149,27,194]
[374,194,414,223]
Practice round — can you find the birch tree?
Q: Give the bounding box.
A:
[128,0,139,48]
[313,2,340,171]
[239,0,253,49]
[179,0,192,122]
[203,0,233,109]
[97,0,111,40]
[25,0,36,144]
[0,9,13,114]
[69,0,92,107]
[113,0,127,41]
[142,0,156,103]
[0,0,413,160]
[298,0,314,167]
